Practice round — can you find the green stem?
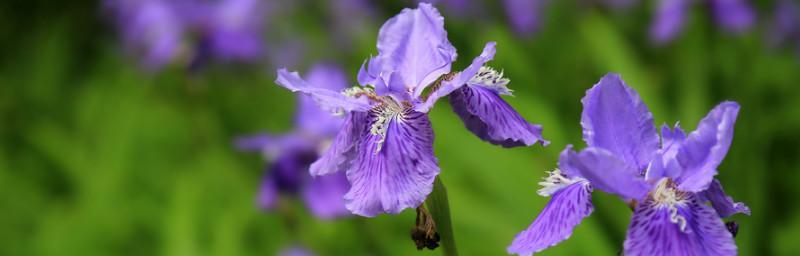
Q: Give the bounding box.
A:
[425,177,458,256]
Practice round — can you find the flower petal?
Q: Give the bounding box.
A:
[310,112,370,176]
[501,0,545,37]
[675,102,740,192]
[344,110,440,216]
[624,195,737,256]
[415,41,497,113]
[257,174,279,210]
[581,73,659,170]
[646,123,686,181]
[296,64,349,138]
[373,3,457,98]
[561,147,650,200]
[276,68,372,113]
[507,182,593,255]
[702,179,751,218]
[710,0,755,33]
[449,85,547,148]
[301,172,351,219]
[650,0,690,44]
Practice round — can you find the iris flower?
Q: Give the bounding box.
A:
[237,64,351,220]
[508,74,749,255]
[651,0,755,43]
[276,3,547,217]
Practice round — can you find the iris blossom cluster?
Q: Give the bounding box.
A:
[508,74,749,255]
[237,64,351,220]
[276,3,547,217]
[651,0,755,43]
[105,0,267,70]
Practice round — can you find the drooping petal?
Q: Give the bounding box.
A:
[702,179,751,218]
[415,41,496,113]
[296,64,349,138]
[650,0,690,44]
[675,102,740,192]
[581,73,659,170]
[344,109,440,216]
[709,0,755,33]
[449,83,547,147]
[276,68,372,113]
[624,194,737,256]
[561,147,650,200]
[256,174,279,210]
[310,112,370,176]
[507,182,593,255]
[373,3,457,98]
[301,172,351,219]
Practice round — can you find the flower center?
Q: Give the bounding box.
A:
[650,178,691,232]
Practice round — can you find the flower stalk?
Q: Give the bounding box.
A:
[425,177,458,256]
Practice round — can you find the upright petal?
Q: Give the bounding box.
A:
[624,194,737,256]
[675,102,739,192]
[301,172,351,219]
[449,82,547,148]
[296,64,349,138]
[310,112,370,176]
[276,69,372,113]
[581,73,659,170]
[710,0,755,33]
[415,41,496,112]
[507,182,593,255]
[344,109,440,216]
[650,0,690,44]
[647,123,686,181]
[702,179,751,218]
[373,3,457,98]
[561,147,650,200]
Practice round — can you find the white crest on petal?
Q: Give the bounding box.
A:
[651,178,690,232]
[468,66,512,95]
[369,99,406,153]
[538,169,586,197]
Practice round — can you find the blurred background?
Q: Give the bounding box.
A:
[1,0,799,255]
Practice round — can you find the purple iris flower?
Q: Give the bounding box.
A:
[106,0,266,70]
[276,3,547,217]
[508,74,749,255]
[237,64,351,220]
[502,0,546,37]
[651,0,755,44]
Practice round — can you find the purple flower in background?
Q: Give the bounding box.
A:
[651,0,755,44]
[106,0,267,70]
[276,3,547,217]
[237,64,351,220]
[502,0,546,37]
[278,246,316,256]
[508,74,749,255]
[769,0,800,50]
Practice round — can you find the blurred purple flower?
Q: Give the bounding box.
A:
[651,0,755,44]
[276,3,547,217]
[502,0,546,37]
[769,0,800,50]
[106,0,267,70]
[237,64,352,220]
[508,73,749,255]
[278,246,316,256]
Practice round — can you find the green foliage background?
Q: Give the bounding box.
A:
[1,0,799,255]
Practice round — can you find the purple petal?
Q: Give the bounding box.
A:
[257,174,279,210]
[310,112,370,176]
[372,3,457,98]
[207,0,266,61]
[507,182,593,255]
[624,194,737,255]
[448,85,548,148]
[650,0,690,44]
[502,0,545,37]
[344,110,440,216]
[278,246,316,256]
[769,1,800,47]
[276,69,372,113]
[561,147,650,200]
[710,0,755,33]
[581,73,659,170]
[702,179,750,218]
[646,123,686,181]
[415,41,496,112]
[302,172,351,219]
[296,64,349,138]
[235,133,311,160]
[110,0,183,70]
[675,102,739,192]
